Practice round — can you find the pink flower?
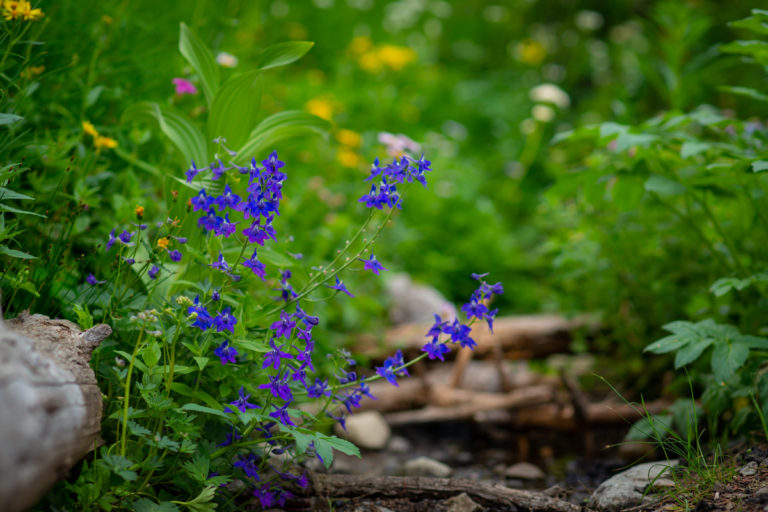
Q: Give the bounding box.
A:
[172,78,198,96]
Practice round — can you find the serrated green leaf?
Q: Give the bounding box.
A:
[729,12,768,35]
[256,41,314,70]
[674,337,713,368]
[133,499,180,512]
[235,111,329,163]
[179,23,220,107]
[711,341,750,382]
[645,321,703,354]
[208,71,262,150]
[123,102,208,166]
[182,453,210,483]
[710,277,750,296]
[0,113,23,126]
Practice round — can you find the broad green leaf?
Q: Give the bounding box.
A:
[719,86,768,103]
[710,276,751,296]
[598,122,628,138]
[256,41,314,70]
[644,175,686,197]
[0,245,36,259]
[680,141,709,159]
[615,132,657,152]
[207,71,263,150]
[0,113,23,126]
[711,341,750,382]
[123,102,207,165]
[0,187,34,200]
[729,12,768,35]
[180,403,232,422]
[193,356,209,370]
[318,433,361,458]
[179,23,220,107]
[674,337,713,368]
[235,111,329,162]
[752,161,768,173]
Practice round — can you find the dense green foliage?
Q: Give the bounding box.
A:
[1,0,768,509]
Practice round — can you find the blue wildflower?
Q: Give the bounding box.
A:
[359,254,386,275]
[167,249,183,262]
[86,274,106,286]
[224,386,260,413]
[148,265,160,280]
[325,276,354,297]
[213,306,237,333]
[213,339,238,365]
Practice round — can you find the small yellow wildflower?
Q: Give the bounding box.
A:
[101,14,112,24]
[377,45,416,71]
[82,121,99,137]
[358,51,383,73]
[337,149,361,168]
[135,205,145,219]
[336,129,362,148]
[348,36,373,55]
[156,237,170,250]
[305,97,334,120]
[515,39,546,65]
[20,65,44,80]
[2,1,43,21]
[93,135,118,149]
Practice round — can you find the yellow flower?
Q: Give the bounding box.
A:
[156,237,170,250]
[101,14,112,24]
[336,129,362,148]
[82,121,98,137]
[305,97,334,121]
[515,39,546,65]
[135,205,145,219]
[20,65,44,79]
[358,51,383,73]
[337,149,360,168]
[377,45,416,71]
[348,36,373,55]
[94,135,118,149]
[2,1,43,21]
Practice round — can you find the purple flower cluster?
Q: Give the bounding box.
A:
[189,151,287,282]
[418,274,504,361]
[359,155,431,209]
[187,294,238,333]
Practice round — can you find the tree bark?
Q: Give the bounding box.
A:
[290,474,593,512]
[0,312,111,512]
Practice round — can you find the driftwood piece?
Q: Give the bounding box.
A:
[363,314,600,359]
[289,474,592,512]
[0,312,111,512]
[384,385,555,425]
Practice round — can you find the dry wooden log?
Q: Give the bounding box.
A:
[358,361,554,413]
[0,311,111,512]
[361,314,600,359]
[289,474,593,512]
[384,385,554,426]
[473,399,670,430]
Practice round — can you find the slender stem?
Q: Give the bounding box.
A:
[694,193,745,273]
[120,327,146,456]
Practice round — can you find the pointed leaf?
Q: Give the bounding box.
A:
[0,187,34,200]
[0,245,36,259]
[123,102,207,165]
[0,113,24,126]
[674,337,713,368]
[179,23,221,107]
[644,175,686,197]
[256,41,314,71]
[235,111,329,162]
[208,71,263,150]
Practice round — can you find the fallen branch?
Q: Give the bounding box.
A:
[0,312,111,512]
[362,314,600,359]
[384,385,554,425]
[289,474,593,512]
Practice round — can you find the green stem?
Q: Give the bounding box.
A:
[120,327,146,456]
[694,193,745,273]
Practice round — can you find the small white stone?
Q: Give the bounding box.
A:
[403,456,452,478]
[335,411,390,451]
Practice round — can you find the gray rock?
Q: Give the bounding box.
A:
[386,273,456,324]
[335,411,391,451]
[443,492,482,512]
[740,460,758,477]
[387,435,412,454]
[591,460,678,510]
[504,462,546,480]
[403,456,452,478]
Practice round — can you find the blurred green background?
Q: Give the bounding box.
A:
[2,0,767,392]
